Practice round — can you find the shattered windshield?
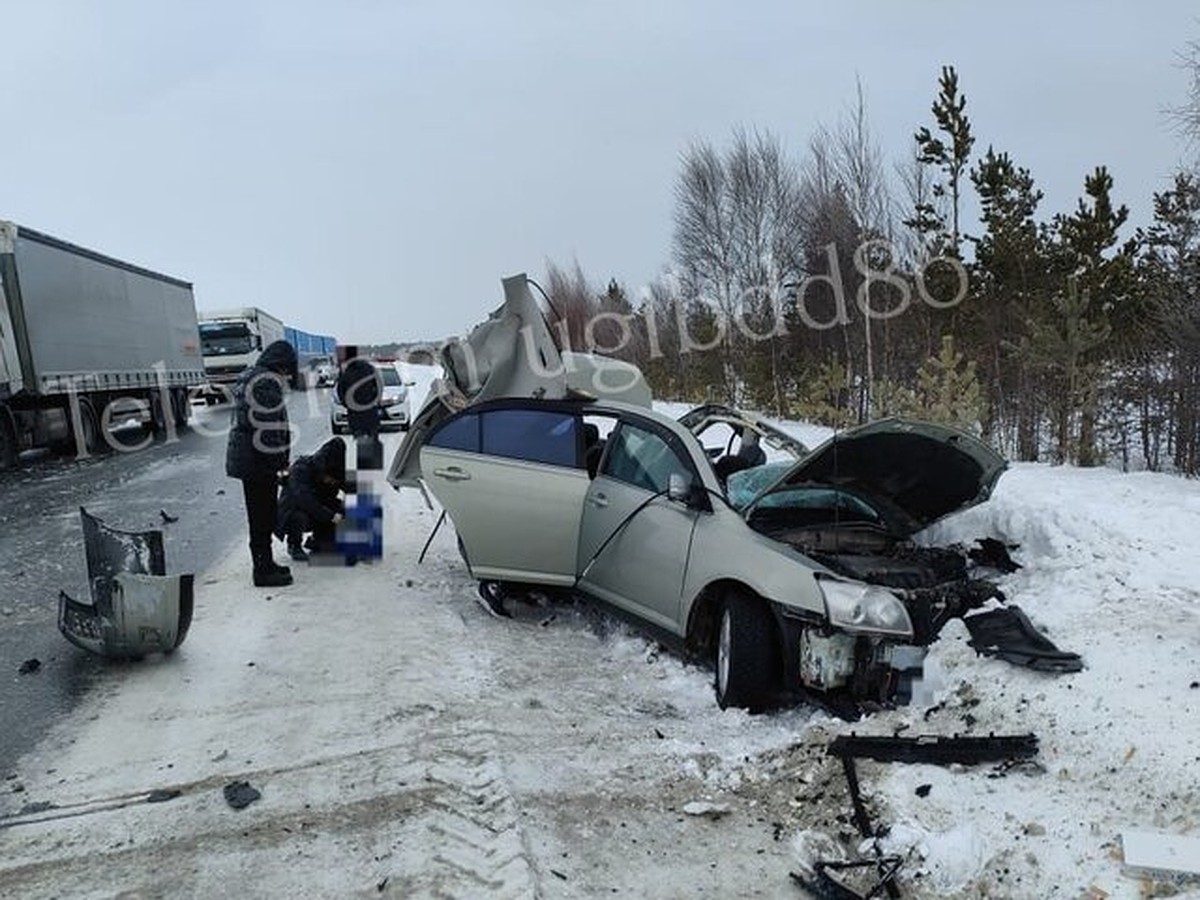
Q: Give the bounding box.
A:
[726,462,792,510]
[726,462,880,522]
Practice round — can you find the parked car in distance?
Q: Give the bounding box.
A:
[399,397,1006,712]
[330,363,413,434]
[313,356,337,387]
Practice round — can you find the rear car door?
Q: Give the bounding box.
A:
[419,404,589,586]
[576,419,701,634]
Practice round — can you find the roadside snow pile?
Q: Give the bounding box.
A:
[852,464,1200,899]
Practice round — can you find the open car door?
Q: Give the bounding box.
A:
[420,403,591,586]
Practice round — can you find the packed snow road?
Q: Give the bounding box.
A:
[0,434,822,898]
[0,391,338,772]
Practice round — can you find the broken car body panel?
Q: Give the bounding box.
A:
[58,508,194,658]
[387,273,650,492]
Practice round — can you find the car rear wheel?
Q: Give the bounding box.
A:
[715,593,779,713]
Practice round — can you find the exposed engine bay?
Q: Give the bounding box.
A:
[747,505,1007,707]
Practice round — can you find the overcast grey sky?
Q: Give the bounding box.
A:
[2,1,1196,344]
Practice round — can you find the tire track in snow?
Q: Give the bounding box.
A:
[407,732,539,898]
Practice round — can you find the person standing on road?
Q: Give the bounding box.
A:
[225,339,298,587]
[336,347,383,469]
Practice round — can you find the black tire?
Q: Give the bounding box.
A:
[714,593,780,713]
[171,388,189,428]
[146,392,168,435]
[76,398,102,455]
[0,411,18,470]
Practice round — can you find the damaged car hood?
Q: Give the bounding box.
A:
[742,417,1006,537]
[387,273,650,491]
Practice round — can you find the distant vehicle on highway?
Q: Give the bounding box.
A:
[1,220,204,468]
[330,362,414,434]
[285,327,337,390]
[313,356,337,387]
[197,307,285,403]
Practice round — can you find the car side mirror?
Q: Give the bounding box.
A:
[668,473,703,508]
[403,379,417,387]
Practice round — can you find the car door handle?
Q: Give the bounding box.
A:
[588,493,609,508]
[433,466,471,482]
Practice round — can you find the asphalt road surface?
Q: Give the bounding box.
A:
[0,389,338,774]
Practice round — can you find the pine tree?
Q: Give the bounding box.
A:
[1135,172,1200,473]
[1052,166,1131,465]
[794,357,856,429]
[911,66,975,256]
[968,147,1048,457]
[913,335,986,433]
[1020,280,1112,463]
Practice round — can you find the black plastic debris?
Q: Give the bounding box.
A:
[915,784,932,798]
[827,732,1039,766]
[17,658,40,675]
[223,780,261,810]
[964,606,1083,673]
[146,788,181,803]
[159,510,179,524]
[57,508,194,659]
[791,856,905,900]
[820,732,1041,899]
[968,537,1022,573]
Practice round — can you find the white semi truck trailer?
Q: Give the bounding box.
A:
[196,307,286,402]
[0,220,205,469]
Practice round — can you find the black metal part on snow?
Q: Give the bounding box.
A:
[963,605,1083,673]
[827,732,1040,766]
[791,855,905,900]
[967,537,1022,573]
[816,731,1042,899]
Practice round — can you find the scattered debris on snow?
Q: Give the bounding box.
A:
[681,800,730,819]
[222,780,261,810]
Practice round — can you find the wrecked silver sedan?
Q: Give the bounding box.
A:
[389,275,1006,712]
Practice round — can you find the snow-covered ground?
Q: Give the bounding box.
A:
[1,377,1198,898]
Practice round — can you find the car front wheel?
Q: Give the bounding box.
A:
[715,593,779,713]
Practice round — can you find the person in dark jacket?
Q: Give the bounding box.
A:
[225,339,297,587]
[336,347,384,470]
[276,437,346,561]
[336,350,383,439]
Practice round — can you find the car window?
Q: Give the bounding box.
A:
[601,422,690,493]
[429,413,481,452]
[481,409,578,467]
[379,367,402,387]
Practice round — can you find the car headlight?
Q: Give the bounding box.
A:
[818,578,913,639]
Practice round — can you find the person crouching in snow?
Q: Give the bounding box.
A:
[276,437,347,561]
